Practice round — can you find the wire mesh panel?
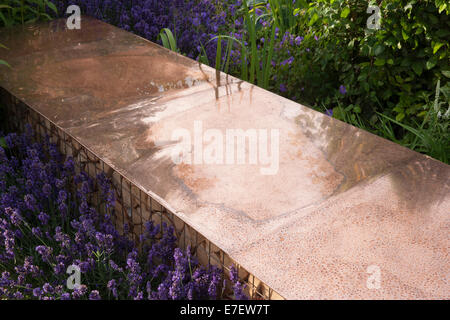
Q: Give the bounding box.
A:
[0,88,284,300]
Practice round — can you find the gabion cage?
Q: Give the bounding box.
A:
[1,88,284,300]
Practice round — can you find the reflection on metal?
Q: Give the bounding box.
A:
[0,17,449,299]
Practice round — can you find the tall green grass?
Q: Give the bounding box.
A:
[159,1,303,90]
[268,0,307,34]
[207,0,277,89]
[210,0,308,88]
[158,28,178,53]
[0,0,57,27]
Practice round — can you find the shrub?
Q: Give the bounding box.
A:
[285,0,449,125]
[377,80,450,164]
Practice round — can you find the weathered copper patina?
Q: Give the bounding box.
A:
[0,17,448,299]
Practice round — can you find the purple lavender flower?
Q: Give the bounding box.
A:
[42,184,52,198]
[339,85,347,95]
[295,36,303,46]
[230,266,248,300]
[35,245,53,263]
[38,212,49,225]
[55,178,65,189]
[72,285,88,300]
[42,283,54,294]
[32,227,42,237]
[8,208,22,226]
[1,128,233,300]
[24,194,37,211]
[107,279,118,298]
[280,56,294,66]
[60,293,71,300]
[32,287,42,298]
[89,290,101,300]
[192,17,200,27]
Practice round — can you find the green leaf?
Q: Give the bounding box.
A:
[393,106,404,113]
[442,71,450,78]
[412,62,423,76]
[433,42,444,54]
[374,58,385,66]
[308,13,319,26]
[373,44,384,56]
[0,137,6,149]
[341,7,350,18]
[44,0,58,15]
[402,30,409,41]
[426,57,437,70]
[215,36,222,72]
[395,113,405,122]
[159,28,177,52]
[160,33,169,50]
[0,60,10,68]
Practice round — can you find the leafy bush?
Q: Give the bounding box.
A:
[377,80,449,163]
[0,126,247,300]
[285,0,449,125]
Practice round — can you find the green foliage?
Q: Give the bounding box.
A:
[158,28,179,53]
[0,136,6,148]
[289,0,449,126]
[376,80,450,163]
[266,0,307,34]
[212,1,278,89]
[242,0,308,34]
[0,0,57,27]
[240,0,277,87]
[216,0,449,163]
[0,42,10,68]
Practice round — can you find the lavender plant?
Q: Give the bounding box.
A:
[0,126,247,300]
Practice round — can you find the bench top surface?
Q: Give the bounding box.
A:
[1,17,449,299]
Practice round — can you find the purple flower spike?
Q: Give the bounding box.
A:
[89,290,101,300]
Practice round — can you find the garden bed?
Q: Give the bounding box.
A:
[1,17,449,299]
